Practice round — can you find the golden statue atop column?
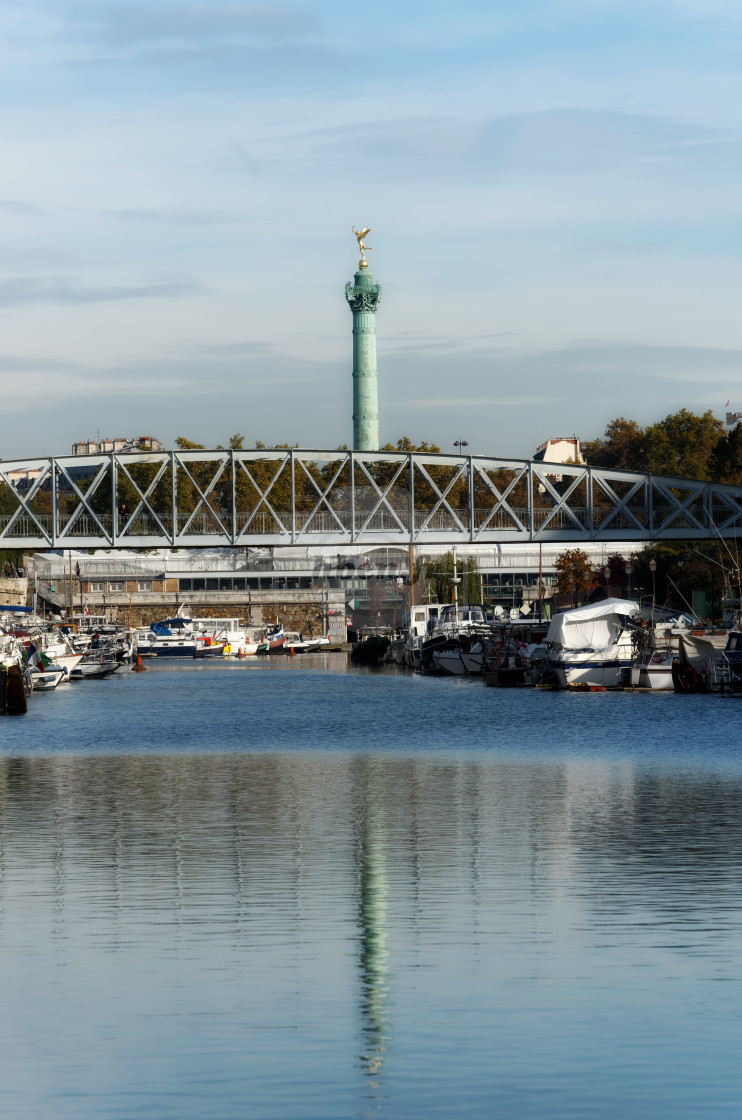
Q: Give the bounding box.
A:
[352,226,373,268]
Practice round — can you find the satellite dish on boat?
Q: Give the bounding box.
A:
[493,605,505,618]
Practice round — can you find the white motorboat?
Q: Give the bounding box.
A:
[136,617,200,658]
[542,598,642,689]
[431,641,468,676]
[70,652,121,679]
[30,666,66,691]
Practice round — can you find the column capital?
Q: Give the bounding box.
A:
[345,273,382,313]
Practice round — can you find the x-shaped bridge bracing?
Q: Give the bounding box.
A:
[1,450,741,548]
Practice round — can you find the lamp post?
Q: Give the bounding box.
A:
[450,545,461,624]
[624,561,633,598]
[454,440,468,454]
[649,558,657,619]
[603,565,610,595]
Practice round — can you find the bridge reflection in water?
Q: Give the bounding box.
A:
[2,448,742,547]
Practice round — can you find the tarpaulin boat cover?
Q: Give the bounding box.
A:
[546,598,642,650]
[679,633,729,671]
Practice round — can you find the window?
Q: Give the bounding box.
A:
[260,578,272,590]
[109,581,124,592]
[219,578,232,591]
[192,578,205,592]
[246,578,259,590]
[138,581,152,592]
[232,578,245,591]
[206,578,218,591]
[179,579,192,592]
[90,582,106,592]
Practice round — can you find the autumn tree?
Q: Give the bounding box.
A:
[554,548,595,595]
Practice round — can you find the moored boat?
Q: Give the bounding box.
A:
[541,598,642,690]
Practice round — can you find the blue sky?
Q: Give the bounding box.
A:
[2,0,742,460]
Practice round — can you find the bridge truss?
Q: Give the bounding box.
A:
[2,448,742,549]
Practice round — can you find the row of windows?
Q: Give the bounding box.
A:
[483,574,556,588]
[86,572,556,594]
[179,577,315,592]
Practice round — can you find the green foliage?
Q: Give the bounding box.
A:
[380,436,442,454]
[644,409,724,481]
[585,410,731,482]
[415,551,479,605]
[711,422,742,485]
[636,541,741,616]
[583,418,646,472]
[174,436,205,450]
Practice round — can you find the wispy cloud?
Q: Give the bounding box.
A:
[105,207,245,226]
[0,276,201,307]
[0,199,41,215]
[314,109,741,178]
[66,3,320,46]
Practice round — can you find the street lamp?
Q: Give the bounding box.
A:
[624,561,633,597]
[454,440,469,454]
[649,558,657,615]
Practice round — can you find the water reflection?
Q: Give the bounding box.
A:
[354,757,390,1085]
[1,753,742,1118]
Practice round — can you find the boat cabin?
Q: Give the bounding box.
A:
[438,604,487,628]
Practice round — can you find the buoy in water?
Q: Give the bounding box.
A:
[290,645,295,657]
[131,655,147,672]
[236,648,245,659]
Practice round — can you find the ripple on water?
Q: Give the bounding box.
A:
[0,661,741,1118]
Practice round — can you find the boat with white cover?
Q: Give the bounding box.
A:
[542,598,642,689]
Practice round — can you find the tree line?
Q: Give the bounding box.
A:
[583,409,742,484]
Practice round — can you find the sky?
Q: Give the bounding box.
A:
[1,0,742,461]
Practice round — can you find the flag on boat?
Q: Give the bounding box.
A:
[26,642,52,669]
[84,605,90,616]
[726,400,730,407]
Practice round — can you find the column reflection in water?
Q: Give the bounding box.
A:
[0,752,741,1119]
[354,757,390,1085]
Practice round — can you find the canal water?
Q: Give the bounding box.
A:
[1,657,742,1119]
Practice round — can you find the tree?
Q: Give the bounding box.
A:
[643,409,724,481]
[380,437,441,454]
[174,436,205,450]
[554,548,595,595]
[583,418,646,471]
[415,551,479,606]
[711,422,742,486]
[216,434,246,451]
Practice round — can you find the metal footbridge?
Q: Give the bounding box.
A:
[2,448,741,549]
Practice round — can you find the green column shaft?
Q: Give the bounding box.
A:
[346,268,382,452]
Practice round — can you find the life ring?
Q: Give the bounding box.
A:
[680,665,698,691]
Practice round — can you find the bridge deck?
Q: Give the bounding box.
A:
[2,449,741,548]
